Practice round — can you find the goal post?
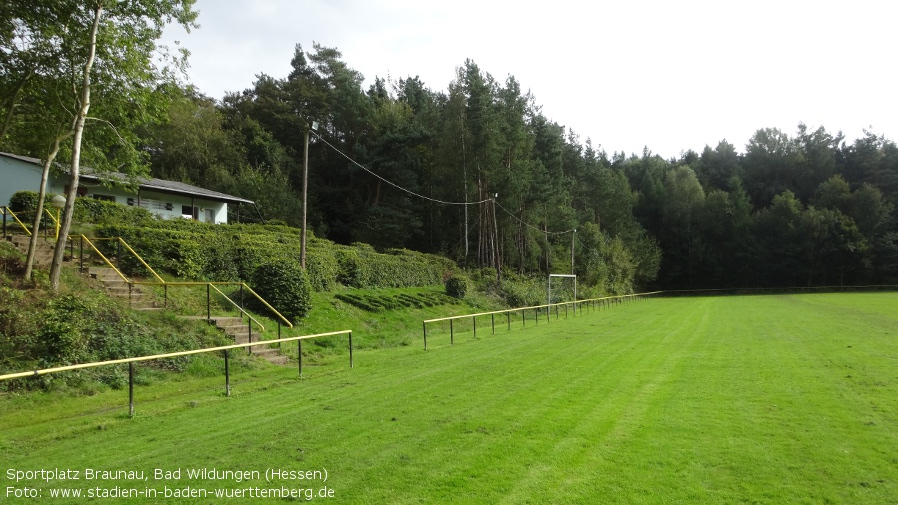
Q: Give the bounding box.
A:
[547,274,577,307]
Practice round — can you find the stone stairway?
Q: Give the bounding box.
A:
[88,266,160,310]
[88,267,289,365]
[6,239,290,366]
[5,234,57,266]
[206,316,289,365]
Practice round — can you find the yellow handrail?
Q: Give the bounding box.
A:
[43,208,59,227]
[241,283,294,328]
[423,292,663,324]
[80,235,130,283]
[116,238,165,283]
[132,280,294,329]
[0,330,352,381]
[86,235,293,329]
[2,207,33,236]
[209,283,265,332]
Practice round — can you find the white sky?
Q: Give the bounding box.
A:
[161,0,897,159]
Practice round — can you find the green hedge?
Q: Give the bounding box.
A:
[94,220,456,291]
[8,191,152,226]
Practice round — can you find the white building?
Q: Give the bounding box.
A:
[0,152,254,223]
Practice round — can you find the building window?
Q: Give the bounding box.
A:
[182,205,198,219]
[93,194,115,202]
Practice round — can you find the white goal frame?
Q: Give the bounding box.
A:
[547,274,577,306]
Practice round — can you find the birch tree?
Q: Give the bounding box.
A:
[3,0,197,289]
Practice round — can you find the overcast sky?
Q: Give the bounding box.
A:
[161,0,897,159]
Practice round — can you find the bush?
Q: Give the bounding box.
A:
[95,220,457,291]
[8,191,41,211]
[250,261,311,321]
[499,272,546,307]
[8,190,152,225]
[445,275,469,299]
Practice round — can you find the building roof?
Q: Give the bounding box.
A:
[0,151,254,205]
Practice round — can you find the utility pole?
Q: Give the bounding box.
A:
[571,229,576,275]
[300,121,317,270]
[492,195,501,286]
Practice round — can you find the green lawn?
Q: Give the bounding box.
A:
[2,293,897,504]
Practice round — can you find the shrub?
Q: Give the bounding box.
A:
[336,250,362,287]
[8,191,42,211]
[445,275,469,299]
[7,190,152,225]
[95,220,457,291]
[250,261,311,321]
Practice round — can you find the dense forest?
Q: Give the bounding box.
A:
[3,29,898,291]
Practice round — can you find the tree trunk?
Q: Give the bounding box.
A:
[50,5,102,291]
[25,133,72,280]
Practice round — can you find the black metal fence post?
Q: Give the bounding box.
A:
[473,316,477,339]
[423,322,427,350]
[128,362,135,418]
[247,320,253,355]
[491,313,495,335]
[450,319,454,345]
[298,340,303,377]
[224,349,231,397]
[206,284,211,322]
[348,331,353,368]
[79,236,84,274]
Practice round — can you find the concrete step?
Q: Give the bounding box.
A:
[6,235,56,265]
[232,333,264,344]
[209,317,287,366]
[257,353,289,366]
[178,315,287,365]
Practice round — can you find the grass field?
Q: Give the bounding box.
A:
[2,293,897,504]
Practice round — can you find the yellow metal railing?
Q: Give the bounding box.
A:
[209,283,265,332]
[0,206,63,238]
[79,236,291,329]
[1,206,33,236]
[89,237,165,284]
[71,234,295,334]
[80,235,130,283]
[130,281,294,330]
[0,329,354,416]
[421,291,662,349]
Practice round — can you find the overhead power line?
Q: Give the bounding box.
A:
[311,131,492,206]
[492,199,576,236]
[312,130,576,237]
